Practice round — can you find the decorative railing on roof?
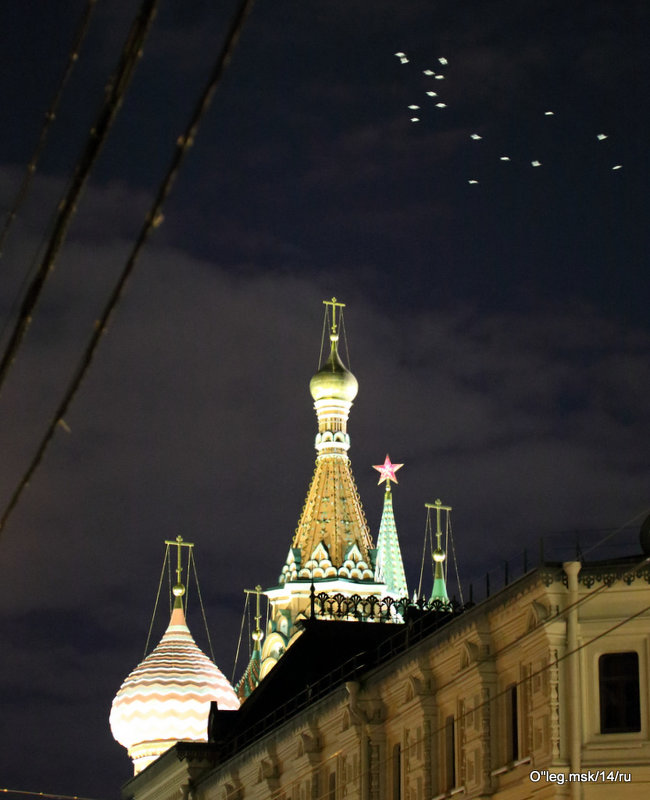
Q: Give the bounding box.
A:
[308,586,462,622]
[460,526,646,604]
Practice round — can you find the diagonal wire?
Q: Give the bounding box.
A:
[0,0,98,261]
[0,0,256,540]
[0,0,160,400]
[0,790,106,800]
[143,544,169,657]
[190,549,216,663]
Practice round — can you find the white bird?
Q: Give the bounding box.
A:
[470,133,482,140]
[612,164,623,170]
[395,52,406,57]
[544,111,555,116]
[468,179,479,184]
[426,91,437,97]
[531,160,542,167]
[597,133,608,140]
[408,105,420,109]
[423,69,435,75]
[500,156,510,161]
[435,74,445,80]
[400,57,409,64]
[410,117,420,122]
[436,102,447,108]
[439,57,448,65]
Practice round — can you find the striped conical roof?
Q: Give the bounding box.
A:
[110,603,239,774]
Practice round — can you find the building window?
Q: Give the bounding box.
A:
[392,743,401,800]
[506,684,519,762]
[328,771,336,800]
[599,652,641,734]
[444,715,455,791]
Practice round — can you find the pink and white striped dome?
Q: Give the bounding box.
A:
[110,604,239,774]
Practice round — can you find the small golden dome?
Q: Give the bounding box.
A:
[310,335,358,402]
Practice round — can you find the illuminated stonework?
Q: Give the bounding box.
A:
[110,604,239,774]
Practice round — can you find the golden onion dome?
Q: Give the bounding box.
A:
[309,335,358,403]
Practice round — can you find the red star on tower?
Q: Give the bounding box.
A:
[373,455,404,485]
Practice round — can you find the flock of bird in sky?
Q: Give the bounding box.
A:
[394,51,624,183]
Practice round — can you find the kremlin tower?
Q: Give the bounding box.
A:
[373,455,409,598]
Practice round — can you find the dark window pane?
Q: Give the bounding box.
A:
[392,743,401,800]
[599,652,641,734]
[445,715,455,790]
[507,684,519,761]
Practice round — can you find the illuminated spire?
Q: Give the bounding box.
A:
[236,586,264,701]
[374,456,408,597]
[287,297,373,574]
[263,299,388,678]
[426,499,451,605]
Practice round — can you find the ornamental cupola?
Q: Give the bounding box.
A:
[109,537,239,774]
[309,310,358,458]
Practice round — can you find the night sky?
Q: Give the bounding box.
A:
[0,1,649,796]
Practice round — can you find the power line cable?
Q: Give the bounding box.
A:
[0,0,256,540]
[0,0,160,400]
[0,790,105,800]
[0,0,98,261]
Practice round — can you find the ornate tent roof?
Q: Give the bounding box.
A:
[288,452,374,579]
[281,299,374,581]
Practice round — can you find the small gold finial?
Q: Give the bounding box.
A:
[164,535,194,604]
[323,297,346,336]
[425,498,452,554]
[244,585,265,647]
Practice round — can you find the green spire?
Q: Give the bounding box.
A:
[236,586,265,702]
[373,456,408,598]
[425,500,451,605]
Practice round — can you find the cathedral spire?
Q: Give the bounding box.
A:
[289,297,372,570]
[426,499,451,605]
[236,585,264,701]
[261,299,389,678]
[373,455,408,598]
